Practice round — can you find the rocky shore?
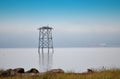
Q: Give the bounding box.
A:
[0,67,95,77]
[0,68,66,77]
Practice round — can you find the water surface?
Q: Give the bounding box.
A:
[0,48,120,72]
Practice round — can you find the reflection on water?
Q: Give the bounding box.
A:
[38,51,53,72]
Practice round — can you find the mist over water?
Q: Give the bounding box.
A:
[0,48,120,72]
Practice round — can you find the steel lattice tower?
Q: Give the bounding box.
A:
[38,26,54,72]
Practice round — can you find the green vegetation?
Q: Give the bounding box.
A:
[0,69,120,79]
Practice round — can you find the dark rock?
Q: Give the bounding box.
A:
[87,69,94,73]
[13,68,24,73]
[26,68,39,73]
[0,69,4,76]
[0,69,15,77]
[47,69,64,73]
[7,69,15,76]
[0,71,9,77]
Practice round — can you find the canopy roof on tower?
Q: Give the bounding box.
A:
[38,26,53,30]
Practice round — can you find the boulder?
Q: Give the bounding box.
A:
[0,69,15,77]
[0,71,9,77]
[47,69,64,73]
[26,68,39,73]
[7,69,15,76]
[0,69,4,76]
[13,68,24,73]
[87,69,94,73]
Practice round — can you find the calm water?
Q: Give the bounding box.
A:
[0,48,120,72]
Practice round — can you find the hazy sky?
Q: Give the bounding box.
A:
[0,0,120,48]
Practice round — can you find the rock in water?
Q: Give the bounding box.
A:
[13,68,24,73]
[47,69,64,73]
[0,69,15,76]
[87,69,94,73]
[26,68,39,73]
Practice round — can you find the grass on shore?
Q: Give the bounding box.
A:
[0,69,120,79]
